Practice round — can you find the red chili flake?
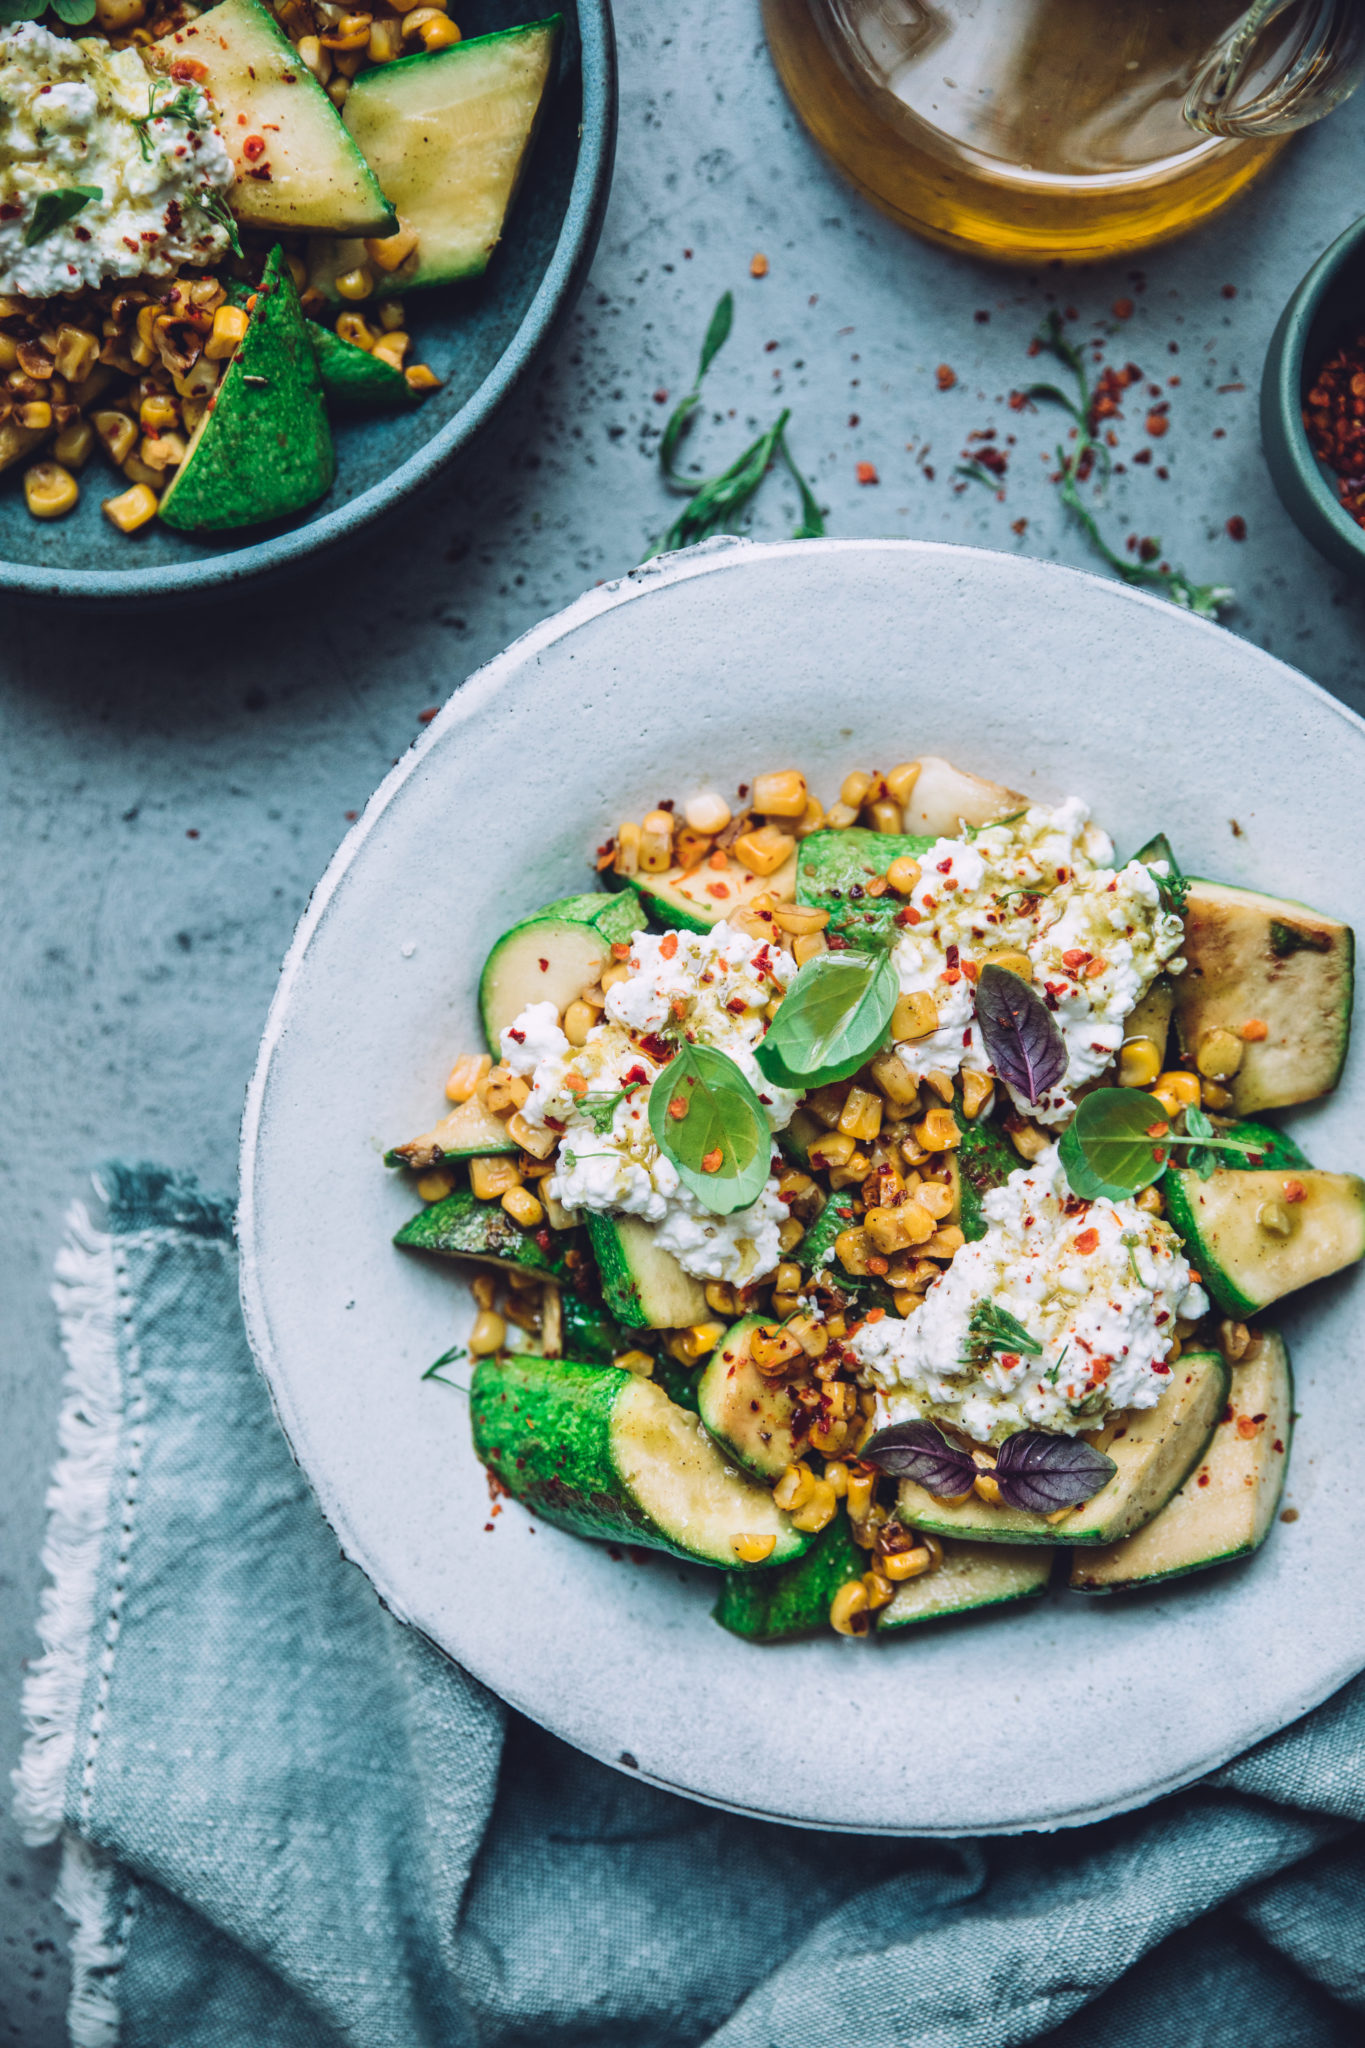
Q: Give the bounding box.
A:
[659,932,679,960]
[701,1146,724,1173]
[1283,1178,1307,1204]
[171,56,208,79]
[936,364,956,390]
[668,1095,688,1121]
[856,461,879,485]
[1226,515,1247,541]
[246,164,273,181]
[507,1027,526,1044]
[1197,1470,1211,1487]
[1221,283,1238,299]
[945,943,960,967]
[1074,1228,1100,1255]
[243,135,267,160]
[725,995,748,1014]
[1061,948,1090,970]
[1112,298,1134,320]
[706,882,730,900]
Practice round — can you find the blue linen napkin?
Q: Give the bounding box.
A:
[12,1164,1365,2048]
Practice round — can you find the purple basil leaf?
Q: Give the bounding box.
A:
[975,964,1068,1106]
[860,1421,976,1497]
[991,1430,1117,1513]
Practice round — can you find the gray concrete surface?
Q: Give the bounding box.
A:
[5,4,1365,2036]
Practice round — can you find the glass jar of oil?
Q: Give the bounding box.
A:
[763,0,1365,263]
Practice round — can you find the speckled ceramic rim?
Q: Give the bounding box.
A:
[1261,210,1365,578]
[240,537,1365,1837]
[0,3,617,606]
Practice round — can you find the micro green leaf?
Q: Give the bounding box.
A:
[647,1041,772,1216]
[755,949,899,1088]
[24,185,101,247]
[49,0,96,19]
[992,1430,1117,1513]
[199,187,244,259]
[421,1344,469,1389]
[861,1421,977,1498]
[1059,1087,1268,1201]
[975,964,1067,1106]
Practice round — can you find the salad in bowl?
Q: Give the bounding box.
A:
[386,752,1360,1642]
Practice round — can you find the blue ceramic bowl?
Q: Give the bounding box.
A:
[0,0,616,603]
[1261,211,1365,580]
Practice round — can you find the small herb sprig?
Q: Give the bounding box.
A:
[421,1344,469,1389]
[964,1300,1044,1361]
[1026,311,1232,621]
[133,79,205,162]
[646,292,825,560]
[1060,1087,1264,1201]
[199,187,244,260]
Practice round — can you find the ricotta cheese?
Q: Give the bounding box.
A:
[847,1146,1208,1442]
[507,923,797,1285]
[0,27,232,298]
[890,798,1184,1124]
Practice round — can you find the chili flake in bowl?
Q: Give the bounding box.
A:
[1261,210,1365,580]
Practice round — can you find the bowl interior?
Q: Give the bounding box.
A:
[0,1,604,598]
[241,538,1365,1837]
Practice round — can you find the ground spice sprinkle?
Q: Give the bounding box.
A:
[1303,334,1365,527]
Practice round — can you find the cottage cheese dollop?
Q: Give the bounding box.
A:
[502,923,798,1285]
[890,798,1184,1124]
[848,1146,1208,1443]
[0,27,232,297]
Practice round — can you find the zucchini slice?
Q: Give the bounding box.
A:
[795,828,935,942]
[626,852,797,934]
[386,1091,517,1168]
[471,1353,809,1568]
[896,1349,1230,1547]
[697,1315,808,1481]
[1122,973,1176,1067]
[585,1212,709,1330]
[394,1186,568,1274]
[1174,878,1354,1113]
[1164,1167,1365,1316]
[152,0,395,235]
[478,891,644,1053]
[1071,1330,1292,1590]
[310,16,560,297]
[878,1539,1054,1631]
[713,1513,864,1641]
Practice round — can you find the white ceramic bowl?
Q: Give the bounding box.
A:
[240,537,1365,1835]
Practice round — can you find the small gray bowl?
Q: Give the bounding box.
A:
[0,0,615,605]
[1261,211,1365,578]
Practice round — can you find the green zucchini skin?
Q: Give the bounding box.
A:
[955,1112,1020,1241]
[473,1353,651,1545]
[795,827,936,942]
[878,1540,1054,1631]
[1220,1120,1309,1172]
[395,1187,569,1275]
[561,1293,626,1365]
[713,1513,864,1642]
[584,1211,708,1330]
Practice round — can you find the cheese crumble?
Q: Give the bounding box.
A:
[848,1146,1209,1442]
[0,27,232,298]
[890,798,1184,1124]
[502,924,798,1285]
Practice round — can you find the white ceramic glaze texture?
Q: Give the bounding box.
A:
[240,537,1365,1836]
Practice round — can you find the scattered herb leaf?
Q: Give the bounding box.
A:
[647,1041,772,1215]
[200,186,244,260]
[0,0,44,22]
[755,949,899,1088]
[579,1079,649,1136]
[421,1344,469,1389]
[132,78,205,160]
[1029,311,1232,620]
[646,292,825,559]
[24,185,101,247]
[975,963,1067,1106]
[1059,1087,1265,1201]
[49,0,97,19]
[992,1429,1117,1513]
[860,1420,976,1498]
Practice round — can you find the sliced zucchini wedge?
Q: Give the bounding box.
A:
[585,1213,708,1330]
[795,827,935,942]
[902,756,1023,838]
[713,1512,864,1641]
[626,852,797,934]
[1122,973,1176,1068]
[878,1539,1054,1631]
[697,1315,808,1482]
[471,1353,809,1568]
[1174,878,1354,1113]
[1071,1330,1292,1591]
[394,1186,568,1275]
[1164,1167,1365,1317]
[896,1350,1230,1547]
[478,890,644,1052]
[386,1091,517,1168]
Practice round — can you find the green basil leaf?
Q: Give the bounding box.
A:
[648,1042,773,1216]
[50,0,97,18]
[24,185,101,248]
[0,0,44,23]
[1058,1087,1171,1201]
[755,950,899,1087]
